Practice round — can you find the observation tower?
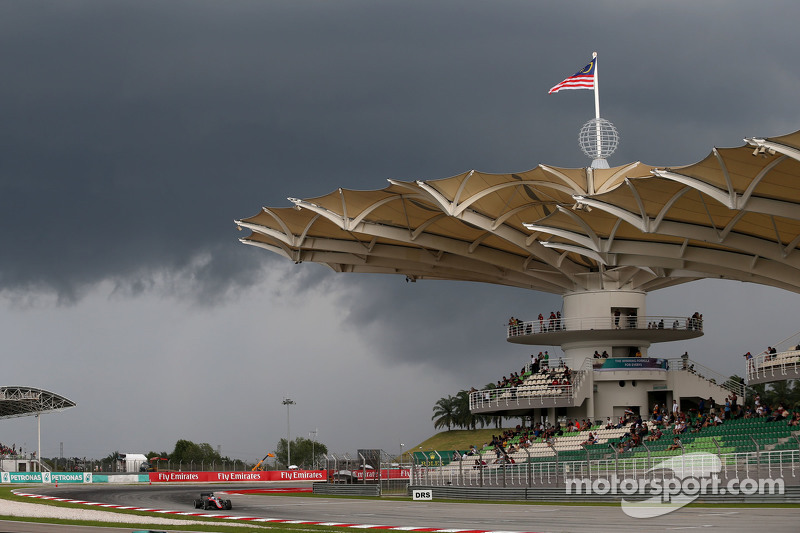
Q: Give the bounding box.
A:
[236,56,800,423]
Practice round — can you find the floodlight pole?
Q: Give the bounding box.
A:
[283,398,295,468]
[309,428,318,469]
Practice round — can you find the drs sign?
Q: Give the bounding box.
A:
[412,489,432,501]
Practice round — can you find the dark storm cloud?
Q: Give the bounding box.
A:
[336,275,563,378]
[1,0,799,459]
[0,0,798,304]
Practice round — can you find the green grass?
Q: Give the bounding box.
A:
[409,427,519,456]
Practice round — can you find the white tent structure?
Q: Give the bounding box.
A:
[237,131,800,296]
[0,386,76,472]
[237,129,800,419]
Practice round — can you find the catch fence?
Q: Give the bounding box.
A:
[323,450,410,495]
[411,448,800,487]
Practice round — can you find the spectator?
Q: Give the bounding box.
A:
[667,437,682,451]
[646,428,663,441]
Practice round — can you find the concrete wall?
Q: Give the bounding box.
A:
[562,290,648,366]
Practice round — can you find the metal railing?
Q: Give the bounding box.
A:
[471,354,743,413]
[470,375,588,411]
[0,454,41,473]
[413,448,800,487]
[507,315,701,338]
[669,357,747,397]
[470,384,577,410]
[469,358,592,411]
[747,350,800,382]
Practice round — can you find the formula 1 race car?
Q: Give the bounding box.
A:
[193,492,232,510]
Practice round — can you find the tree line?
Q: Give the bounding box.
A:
[96,437,327,470]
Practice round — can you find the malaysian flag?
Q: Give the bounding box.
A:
[548,58,596,94]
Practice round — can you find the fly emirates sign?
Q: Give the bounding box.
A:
[149,470,326,482]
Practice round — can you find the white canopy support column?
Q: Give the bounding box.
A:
[37,413,41,472]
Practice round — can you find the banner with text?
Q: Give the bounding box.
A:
[593,357,668,371]
[412,450,465,466]
[148,470,326,483]
[351,468,409,480]
[1,472,91,484]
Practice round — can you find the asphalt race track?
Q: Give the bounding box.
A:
[19,483,800,533]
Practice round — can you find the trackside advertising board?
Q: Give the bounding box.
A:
[412,451,462,466]
[351,468,409,480]
[148,470,327,482]
[0,470,334,483]
[1,472,92,483]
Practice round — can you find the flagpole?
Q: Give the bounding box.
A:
[593,51,600,119]
[593,51,601,167]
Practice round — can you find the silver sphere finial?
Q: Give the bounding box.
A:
[579,118,619,169]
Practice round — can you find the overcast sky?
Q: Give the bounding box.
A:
[1,1,799,463]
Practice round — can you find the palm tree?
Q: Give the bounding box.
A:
[454,390,478,430]
[431,395,457,431]
[748,380,800,410]
[749,383,768,404]
[768,380,800,409]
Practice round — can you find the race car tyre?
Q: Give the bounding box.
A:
[193,499,201,509]
[225,501,232,510]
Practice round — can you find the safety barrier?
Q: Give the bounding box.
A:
[412,448,800,488]
[507,315,701,338]
[313,483,381,496]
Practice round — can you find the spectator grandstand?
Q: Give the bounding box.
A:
[415,413,800,485]
[479,362,577,404]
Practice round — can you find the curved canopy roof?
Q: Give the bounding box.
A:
[0,386,76,420]
[237,129,800,295]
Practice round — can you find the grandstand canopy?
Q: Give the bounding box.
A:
[0,386,76,420]
[237,130,800,296]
